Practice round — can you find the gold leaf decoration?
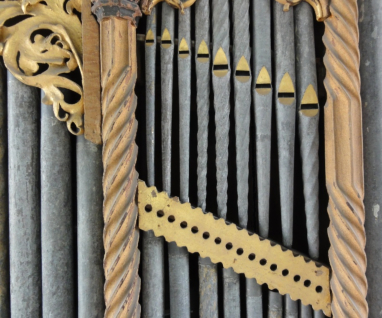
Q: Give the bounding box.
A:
[0,0,84,135]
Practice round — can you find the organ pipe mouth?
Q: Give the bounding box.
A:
[178,38,190,59]
[145,29,155,47]
[213,47,229,77]
[255,66,272,95]
[300,84,319,117]
[235,56,251,83]
[197,40,209,63]
[161,28,172,49]
[278,72,295,105]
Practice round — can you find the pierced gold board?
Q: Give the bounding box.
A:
[137,181,332,316]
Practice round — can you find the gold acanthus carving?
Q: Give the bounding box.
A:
[0,0,84,135]
[275,0,330,21]
[141,0,196,15]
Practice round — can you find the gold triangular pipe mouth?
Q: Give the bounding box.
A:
[255,66,272,95]
[213,47,229,77]
[161,28,172,49]
[278,72,295,105]
[145,29,155,47]
[300,84,319,117]
[197,40,210,63]
[235,56,251,83]
[178,38,190,58]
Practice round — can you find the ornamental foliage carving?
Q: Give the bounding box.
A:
[0,0,84,135]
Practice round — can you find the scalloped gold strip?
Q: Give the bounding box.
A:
[137,180,332,316]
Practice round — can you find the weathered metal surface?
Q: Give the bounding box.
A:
[212,0,240,315]
[295,3,322,318]
[161,3,174,196]
[166,7,192,318]
[269,291,283,318]
[232,0,254,315]
[358,0,382,316]
[92,0,142,313]
[82,0,102,144]
[322,0,368,316]
[142,8,165,318]
[0,61,9,318]
[251,0,272,314]
[0,0,84,136]
[274,3,297,317]
[41,93,74,317]
[145,10,157,189]
[195,0,218,316]
[138,181,332,315]
[7,72,41,317]
[76,135,104,317]
[252,0,272,247]
[160,3,190,317]
[233,0,251,229]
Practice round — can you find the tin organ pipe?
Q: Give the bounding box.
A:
[161,3,174,196]
[146,9,157,189]
[195,1,219,317]
[142,8,165,318]
[273,4,298,318]
[76,136,104,317]
[294,3,323,318]
[0,62,8,318]
[251,0,273,315]
[358,0,382,316]
[212,0,241,316]
[41,92,74,317]
[7,72,41,317]
[232,0,255,315]
[165,7,192,318]
[161,4,191,317]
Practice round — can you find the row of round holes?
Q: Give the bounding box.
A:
[145,204,323,294]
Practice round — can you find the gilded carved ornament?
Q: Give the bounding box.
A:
[275,0,330,21]
[0,0,84,135]
[141,0,196,15]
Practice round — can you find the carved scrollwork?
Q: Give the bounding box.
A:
[141,0,196,15]
[0,0,84,135]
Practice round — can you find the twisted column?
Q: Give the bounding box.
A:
[92,2,142,317]
[323,1,368,316]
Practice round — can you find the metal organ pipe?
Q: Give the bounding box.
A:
[41,92,74,317]
[76,136,104,317]
[142,7,166,318]
[295,3,323,318]
[273,4,298,318]
[7,72,41,317]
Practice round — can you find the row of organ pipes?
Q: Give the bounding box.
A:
[0,0,381,317]
[143,0,321,317]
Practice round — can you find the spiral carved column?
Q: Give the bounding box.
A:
[323,1,368,316]
[92,2,142,317]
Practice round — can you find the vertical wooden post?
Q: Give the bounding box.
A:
[92,1,142,316]
[323,0,368,316]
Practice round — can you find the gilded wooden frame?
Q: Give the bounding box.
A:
[0,0,368,316]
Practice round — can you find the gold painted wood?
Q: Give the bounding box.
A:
[141,0,196,15]
[322,1,368,316]
[82,0,102,144]
[98,16,141,317]
[275,0,330,21]
[0,0,84,135]
[137,180,332,316]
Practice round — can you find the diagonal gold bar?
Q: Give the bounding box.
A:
[137,180,332,316]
